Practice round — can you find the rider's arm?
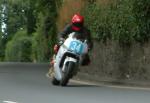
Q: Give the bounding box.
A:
[58,24,72,39]
[57,24,72,45]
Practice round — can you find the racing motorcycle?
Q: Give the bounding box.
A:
[51,32,88,86]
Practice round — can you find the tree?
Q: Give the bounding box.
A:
[5,30,32,62]
[32,0,58,62]
[0,0,37,61]
[1,0,60,62]
[0,0,7,60]
[133,0,150,42]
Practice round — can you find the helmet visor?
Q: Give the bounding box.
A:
[72,22,83,31]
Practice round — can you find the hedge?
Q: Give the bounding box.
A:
[5,30,32,62]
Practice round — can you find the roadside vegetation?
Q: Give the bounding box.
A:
[0,0,59,62]
[0,0,149,62]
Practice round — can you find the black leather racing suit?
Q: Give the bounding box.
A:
[58,24,93,65]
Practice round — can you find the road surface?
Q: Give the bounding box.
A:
[0,63,150,103]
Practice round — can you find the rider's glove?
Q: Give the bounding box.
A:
[58,38,65,45]
[53,44,59,53]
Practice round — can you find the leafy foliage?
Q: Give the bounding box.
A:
[5,30,32,62]
[31,0,58,62]
[0,0,59,62]
[132,0,150,42]
[0,0,37,61]
[82,0,150,43]
[1,0,150,62]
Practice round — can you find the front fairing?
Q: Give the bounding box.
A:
[63,37,88,55]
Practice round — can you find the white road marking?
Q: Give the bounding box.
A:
[3,101,18,103]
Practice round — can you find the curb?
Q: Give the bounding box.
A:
[74,72,150,88]
[46,68,150,88]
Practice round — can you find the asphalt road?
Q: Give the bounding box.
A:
[0,63,150,103]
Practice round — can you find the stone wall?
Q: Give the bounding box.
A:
[78,40,150,83]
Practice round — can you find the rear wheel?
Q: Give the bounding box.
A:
[60,62,75,86]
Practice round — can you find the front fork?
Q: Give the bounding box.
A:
[54,57,78,81]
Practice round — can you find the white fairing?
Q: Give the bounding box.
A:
[64,33,88,54]
[62,57,77,72]
[54,32,88,80]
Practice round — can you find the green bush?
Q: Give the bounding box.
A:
[82,0,150,43]
[31,28,57,63]
[31,32,47,62]
[31,0,57,62]
[5,30,32,62]
[132,0,150,42]
[31,13,57,62]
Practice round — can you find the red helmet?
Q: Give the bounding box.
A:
[71,14,84,31]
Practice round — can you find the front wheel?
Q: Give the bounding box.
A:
[60,61,75,86]
[52,77,60,85]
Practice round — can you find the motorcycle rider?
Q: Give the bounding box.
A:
[48,14,93,77]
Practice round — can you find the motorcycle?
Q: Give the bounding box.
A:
[51,32,88,86]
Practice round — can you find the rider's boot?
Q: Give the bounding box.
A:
[48,55,56,78]
[81,54,91,66]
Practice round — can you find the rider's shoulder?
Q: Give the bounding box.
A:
[65,24,72,29]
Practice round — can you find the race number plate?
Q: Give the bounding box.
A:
[69,41,83,54]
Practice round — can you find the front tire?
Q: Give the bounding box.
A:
[60,62,75,86]
[52,77,60,85]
